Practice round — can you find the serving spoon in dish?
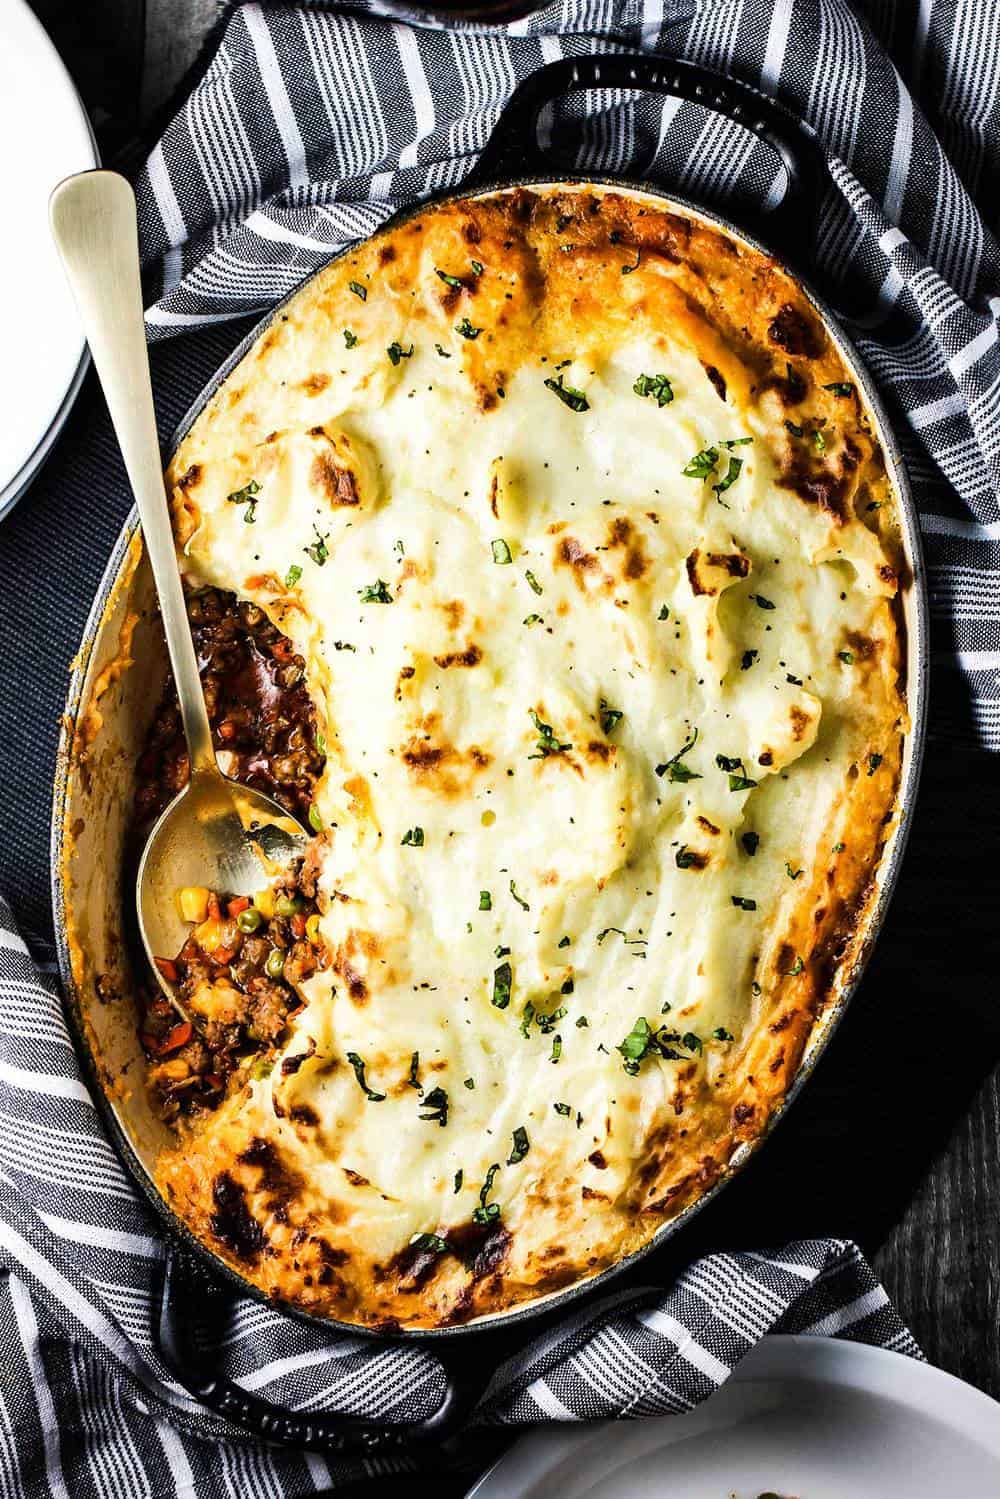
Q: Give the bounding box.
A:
[50,170,308,1010]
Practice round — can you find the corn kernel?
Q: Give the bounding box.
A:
[177,886,210,924]
[306,913,321,945]
[254,888,276,919]
[193,917,225,953]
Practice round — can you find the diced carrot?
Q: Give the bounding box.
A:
[154,957,180,983]
[227,895,251,917]
[204,1072,223,1090]
[157,1022,193,1055]
[271,639,293,662]
[217,720,237,741]
[291,913,307,938]
[213,946,235,966]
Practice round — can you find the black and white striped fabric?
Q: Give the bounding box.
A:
[0,907,919,1494]
[2,0,992,1490]
[134,0,1000,748]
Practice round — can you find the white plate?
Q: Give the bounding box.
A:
[469,1335,1000,1498]
[0,0,98,522]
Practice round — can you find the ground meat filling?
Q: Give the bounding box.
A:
[135,587,324,830]
[135,588,326,1123]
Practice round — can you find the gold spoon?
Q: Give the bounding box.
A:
[50,170,308,1009]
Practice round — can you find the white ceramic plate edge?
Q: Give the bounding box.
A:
[467,1334,1000,1498]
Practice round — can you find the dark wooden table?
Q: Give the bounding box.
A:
[31,0,1000,1413]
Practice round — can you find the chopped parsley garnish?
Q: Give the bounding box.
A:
[387,341,414,366]
[868,752,883,775]
[359,578,393,603]
[839,649,855,664]
[343,329,359,348]
[713,455,743,499]
[741,649,759,670]
[492,961,513,1010]
[728,772,758,792]
[751,593,776,610]
[491,538,513,564]
[558,935,571,948]
[435,268,464,289]
[509,879,530,912]
[471,259,484,276]
[786,419,804,437]
[655,727,701,782]
[683,445,719,480]
[616,1016,683,1075]
[435,343,452,358]
[560,977,574,995]
[284,564,302,588]
[306,526,330,566]
[520,1002,535,1038]
[345,1052,385,1101]
[576,1015,588,1027]
[454,1169,463,1192]
[528,708,571,758]
[658,604,670,620]
[712,1027,735,1041]
[785,862,804,880]
[599,701,623,735]
[524,613,543,626]
[681,1031,703,1054]
[536,1006,566,1034]
[507,1125,530,1165]
[496,945,510,959]
[409,1232,447,1254]
[479,890,492,911]
[550,1034,562,1063]
[456,317,481,340]
[407,1051,422,1092]
[824,381,854,396]
[401,826,424,846]
[227,478,261,523]
[348,280,367,300]
[419,1086,449,1126]
[464,1077,475,1089]
[554,1102,571,1116]
[786,955,805,975]
[634,373,674,407]
[731,895,757,911]
[741,831,760,857]
[525,569,543,595]
[833,841,846,853]
[716,754,742,772]
[621,248,641,274]
[544,374,590,412]
[473,1163,501,1224]
[812,427,827,453]
[675,845,698,869]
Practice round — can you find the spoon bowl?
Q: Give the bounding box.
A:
[138,771,308,1004]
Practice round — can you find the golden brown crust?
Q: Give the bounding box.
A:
[155,185,907,1328]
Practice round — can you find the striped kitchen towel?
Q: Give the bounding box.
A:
[0,901,920,1495]
[135,0,1000,748]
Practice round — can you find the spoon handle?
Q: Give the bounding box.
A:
[50,170,216,776]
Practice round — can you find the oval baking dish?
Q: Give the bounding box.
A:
[52,54,928,1452]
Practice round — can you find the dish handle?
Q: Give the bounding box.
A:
[469,53,828,275]
[154,1246,493,1452]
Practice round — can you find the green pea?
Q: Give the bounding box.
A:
[275,894,304,917]
[265,948,286,979]
[237,907,263,934]
[308,804,323,833]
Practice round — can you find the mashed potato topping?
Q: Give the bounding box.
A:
[159,185,906,1328]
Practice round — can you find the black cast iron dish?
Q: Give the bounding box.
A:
[52,53,929,1453]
